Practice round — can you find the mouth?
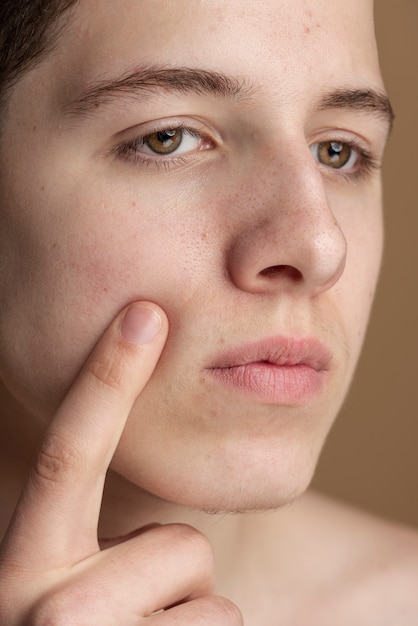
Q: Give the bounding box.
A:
[205,336,331,405]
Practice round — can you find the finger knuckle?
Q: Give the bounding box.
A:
[29,591,85,626]
[0,591,16,626]
[32,432,85,487]
[28,602,68,626]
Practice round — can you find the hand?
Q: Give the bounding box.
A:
[0,303,242,625]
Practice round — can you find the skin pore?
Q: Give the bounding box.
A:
[1,1,418,624]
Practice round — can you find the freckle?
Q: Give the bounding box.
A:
[32,125,37,132]
[103,287,108,293]
[200,231,207,240]
[304,26,311,34]
[131,201,137,208]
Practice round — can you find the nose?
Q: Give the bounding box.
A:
[226,149,347,298]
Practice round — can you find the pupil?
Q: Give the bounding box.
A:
[157,130,177,145]
[330,142,343,155]
[316,141,351,169]
[323,141,350,168]
[146,128,183,154]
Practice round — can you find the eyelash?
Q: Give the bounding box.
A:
[114,123,212,171]
[113,123,379,181]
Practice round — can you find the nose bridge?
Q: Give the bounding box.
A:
[227,146,347,296]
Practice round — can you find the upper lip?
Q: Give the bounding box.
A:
[207,336,332,372]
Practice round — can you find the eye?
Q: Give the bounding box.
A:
[143,128,184,154]
[113,123,215,169]
[133,126,206,157]
[310,140,359,170]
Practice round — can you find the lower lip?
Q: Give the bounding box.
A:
[207,362,326,405]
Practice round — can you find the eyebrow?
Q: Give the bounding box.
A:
[65,66,252,116]
[317,88,395,130]
[64,65,394,130]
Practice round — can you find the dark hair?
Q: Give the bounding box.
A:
[0,0,79,104]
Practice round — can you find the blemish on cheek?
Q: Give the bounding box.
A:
[303,9,321,35]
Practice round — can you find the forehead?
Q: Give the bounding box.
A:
[44,0,382,106]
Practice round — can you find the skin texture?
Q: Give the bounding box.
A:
[0,0,385,512]
[2,1,417,624]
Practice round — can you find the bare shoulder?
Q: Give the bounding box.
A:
[297,490,418,624]
[229,490,418,625]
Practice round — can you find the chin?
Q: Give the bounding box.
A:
[195,479,313,516]
[112,436,320,515]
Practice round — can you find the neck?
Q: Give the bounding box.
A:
[99,469,246,587]
[98,469,314,600]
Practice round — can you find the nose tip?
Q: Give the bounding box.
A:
[301,223,347,294]
[226,184,348,297]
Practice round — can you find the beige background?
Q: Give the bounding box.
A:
[313,1,418,527]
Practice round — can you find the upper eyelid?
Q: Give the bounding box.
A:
[307,126,383,155]
[136,125,203,144]
[114,115,222,142]
[309,128,365,145]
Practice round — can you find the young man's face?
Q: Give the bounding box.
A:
[0,0,389,511]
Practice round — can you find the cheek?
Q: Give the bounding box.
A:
[0,188,209,418]
[336,196,383,359]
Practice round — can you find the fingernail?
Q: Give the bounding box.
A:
[121,306,162,345]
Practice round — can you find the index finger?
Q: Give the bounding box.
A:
[2,303,168,569]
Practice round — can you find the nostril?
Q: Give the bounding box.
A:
[259,264,303,281]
